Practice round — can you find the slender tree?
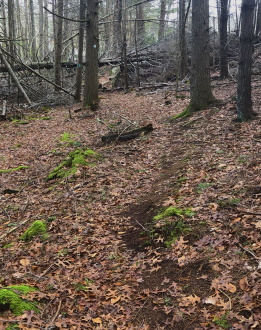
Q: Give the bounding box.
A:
[75,0,85,101]
[54,0,63,89]
[187,0,214,113]
[29,0,37,60]
[236,0,256,121]
[158,0,166,41]
[220,0,229,79]
[83,0,99,109]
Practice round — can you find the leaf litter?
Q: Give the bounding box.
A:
[0,82,260,329]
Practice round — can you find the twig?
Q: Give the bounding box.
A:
[131,298,149,321]
[51,300,62,323]
[36,263,56,282]
[0,217,32,240]
[135,220,149,232]
[237,243,260,261]
[237,208,261,216]
[218,289,232,310]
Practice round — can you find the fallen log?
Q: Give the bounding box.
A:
[101,124,153,142]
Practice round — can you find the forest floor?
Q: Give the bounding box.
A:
[0,78,260,330]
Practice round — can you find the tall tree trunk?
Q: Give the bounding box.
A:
[255,0,261,39]
[43,0,49,58]
[54,0,63,89]
[189,0,214,112]
[179,0,187,79]
[38,0,44,60]
[158,0,166,41]
[113,0,122,56]
[75,0,85,101]
[234,0,240,36]
[136,3,145,45]
[220,0,229,79]
[83,0,99,109]
[7,0,16,59]
[29,0,37,61]
[236,0,256,121]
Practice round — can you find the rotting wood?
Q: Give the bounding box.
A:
[101,123,153,142]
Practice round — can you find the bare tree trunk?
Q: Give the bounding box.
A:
[75,0,85,101]
[122,0,128,92]
[38,0,44,59]
[8,0,16,60]
[220,0,229,79]
[54,0,63,89]
[237,0,256,121]
[113,0,122,56]
[83,0,99,109]
[234,0,239,36]
[189,0,214,112]
[43,0,49,58]
[158,0,166,41]
[255,0,261,39]
[179,0,187,79]
[136,3,145,45]
[0,1,8,47]
[29,0,37,61]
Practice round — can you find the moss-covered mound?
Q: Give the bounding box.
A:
[20,220,47,241]
[0,285,38,315]
[47,148,100,180]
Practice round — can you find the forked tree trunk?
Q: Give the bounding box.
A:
[237,0,256,121]
[189,0,214,112]
[83,0,99,109]
[220,0,229,79]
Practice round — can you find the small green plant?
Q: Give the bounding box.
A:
[0,285,38,315]
[47,148,100,180]
[217,198,240,208]
[237,155,248,163]
[197,182,214,192]
[153,206,195,221]
[213,312,231,329]
[20,220,47,241]
[0,166,28,174]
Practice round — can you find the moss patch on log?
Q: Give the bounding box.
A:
[47,148,100,180]
[20,220,47,241]
[0,285,38,315]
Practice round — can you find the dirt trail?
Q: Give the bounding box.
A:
[0,87,260,329]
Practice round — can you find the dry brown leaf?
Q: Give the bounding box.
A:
[92,317,102,324]
[254,220,261,229]
[111,296,121,304]
[20,258,30,266]
[239,276,250,291]
[225,283,237,293]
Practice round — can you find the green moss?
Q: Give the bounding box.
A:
[20,220,47,241]
[154,207,195,221]
[0,285,38,315]
[47,149,100,180]
[2,243,13,249]
[171,104,193,120]
[0,166,28,174]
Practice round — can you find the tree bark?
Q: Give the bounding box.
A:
[220,0,229,79]
[189,0,214,112]
[236,0,256,121]
[38,0,44,59]
[179,0,188,79]
[158,0,166,41]
[29,0,37,61]
[75,0,86,101]
[255,0,261,39]
[54,0,63,89]
[83,0,99,109]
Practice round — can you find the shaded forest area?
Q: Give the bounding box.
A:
[0,0,261,329]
